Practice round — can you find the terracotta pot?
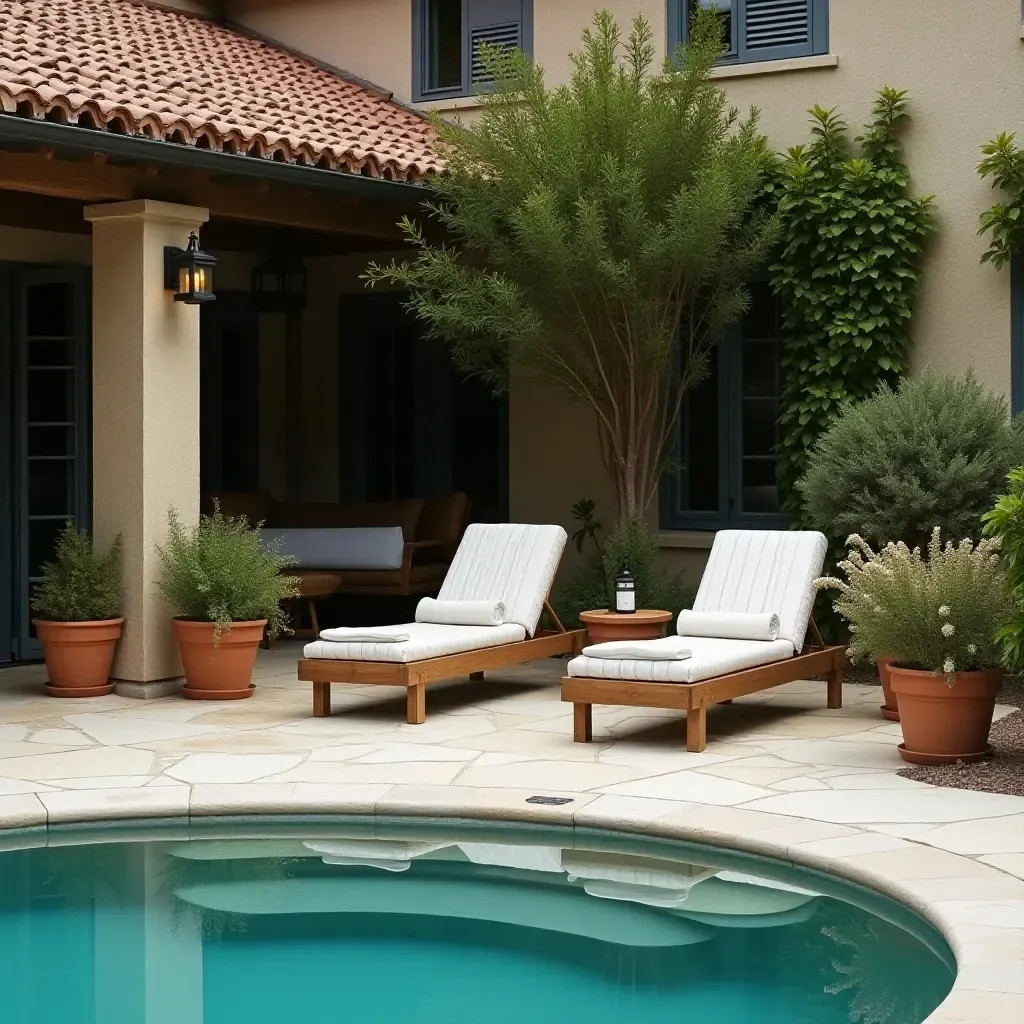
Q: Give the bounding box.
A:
[579,609,673,646]
[877,655,899,722]
[33,618,124,697]
[889,664,1002,765]
[173,619,266,700]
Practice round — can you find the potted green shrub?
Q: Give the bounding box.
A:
[800,371,1024,719]
[556,502,693,641]
[156,506,298,700]
[817,529,1008,764]
[31,523,123,697]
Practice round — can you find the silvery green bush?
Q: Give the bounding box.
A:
[799,371,1024,551]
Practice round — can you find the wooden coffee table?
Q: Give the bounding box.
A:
[579,609,673,646]
[288,571,341,640]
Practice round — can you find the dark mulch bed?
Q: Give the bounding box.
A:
[896,677,1024,795]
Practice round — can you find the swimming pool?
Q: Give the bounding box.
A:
[0,819,953,1024]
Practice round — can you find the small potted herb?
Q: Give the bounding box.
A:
[817,530,1008,764]
[32,523,123,697]
[156,505,298,700]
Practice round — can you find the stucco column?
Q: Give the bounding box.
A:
[84,199,209,693]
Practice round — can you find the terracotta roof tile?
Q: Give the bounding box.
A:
[0,0,441,181]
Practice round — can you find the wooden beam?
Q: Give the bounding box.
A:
[0,149,412,241]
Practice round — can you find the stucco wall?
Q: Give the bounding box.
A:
[0,225,90,264]
[231,0,412,100]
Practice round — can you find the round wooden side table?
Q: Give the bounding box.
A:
[283,571,340,643]
[579,609,673,646]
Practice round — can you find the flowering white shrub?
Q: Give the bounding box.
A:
[815,528,1008,684]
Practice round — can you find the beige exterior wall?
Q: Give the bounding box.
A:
[0,225,90,265]
[231,0,413,100]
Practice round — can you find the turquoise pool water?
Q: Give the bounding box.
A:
[0,820,953,1024]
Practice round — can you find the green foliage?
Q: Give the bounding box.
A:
[977,131,1024,268]
[982,467,1024,671]
[771,87,936,514]
[799,372,1024,552]
[555,509,693,627]
[155,505,299,640]
[365,9,776,522]
[31,522,122,622]
[817,530,1008,681]
[570,498,602,554]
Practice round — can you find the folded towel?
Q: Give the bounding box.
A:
[581,636,693,661]
[677,610,780,642]
[317,627,411,643]
[415,597,507,627]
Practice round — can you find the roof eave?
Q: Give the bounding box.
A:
[0,113,438,201]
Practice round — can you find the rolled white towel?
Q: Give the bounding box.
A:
[677,610,780,642]
[415,597,506,627]
[581,636,693,661]
[317,627,411,643]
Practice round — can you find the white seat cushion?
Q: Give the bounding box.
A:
[567,637,795,683]
[303,622,526,664]
[690,530,827,649]
[261,527,404,570]
[437,523,566,636]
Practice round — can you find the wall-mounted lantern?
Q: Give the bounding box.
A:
[164,232,217,304]
[251,251,307,314]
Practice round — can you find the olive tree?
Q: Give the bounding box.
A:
[366,9,775,522]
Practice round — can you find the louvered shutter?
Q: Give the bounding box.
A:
[737,0,826,62]
[466,0,526,85]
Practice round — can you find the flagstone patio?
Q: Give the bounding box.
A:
[3,647,1024,1019]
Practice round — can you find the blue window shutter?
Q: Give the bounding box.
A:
[669,0,828,64]
[737,0,825,62]
[466,0,530,85]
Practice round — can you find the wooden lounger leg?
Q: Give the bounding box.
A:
[407,683,426,725]
[312,681,331,718]
[470,671,484,680]
[827,663,844,709]
[686,706,707,752]
[573,703,593,743]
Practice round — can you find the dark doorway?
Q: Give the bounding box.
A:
[339,293,508,522]
[0,264,90,663]
[200,291,260,494]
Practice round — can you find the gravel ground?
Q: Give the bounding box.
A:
[897,676,1024,794]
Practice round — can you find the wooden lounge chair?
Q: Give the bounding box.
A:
[561,530,845,752]
[299,523,586,723]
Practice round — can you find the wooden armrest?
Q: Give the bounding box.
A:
[400,538,457,578]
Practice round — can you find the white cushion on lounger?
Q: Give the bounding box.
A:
[567,636,794,683]
[303,621,526,664]
[437,523,566,636]
[691,530,827,649]
[261,527,404,570]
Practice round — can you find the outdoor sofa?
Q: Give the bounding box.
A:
[561,530,845,752]
[206,490,468,597]
[298,523,585,723]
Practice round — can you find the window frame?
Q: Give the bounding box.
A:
[668,0,829,66]
[412,0,534,102]
[660,319,789,534]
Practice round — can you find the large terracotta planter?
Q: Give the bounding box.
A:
[579,609,673,646]
[173,619,266,700]
[889,664,1002,765]
[877,655,899,722]
[33,618,124,697]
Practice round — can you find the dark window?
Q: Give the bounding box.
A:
[669,0,828,65]
[414,0,533,101]
[660,283,787,531]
